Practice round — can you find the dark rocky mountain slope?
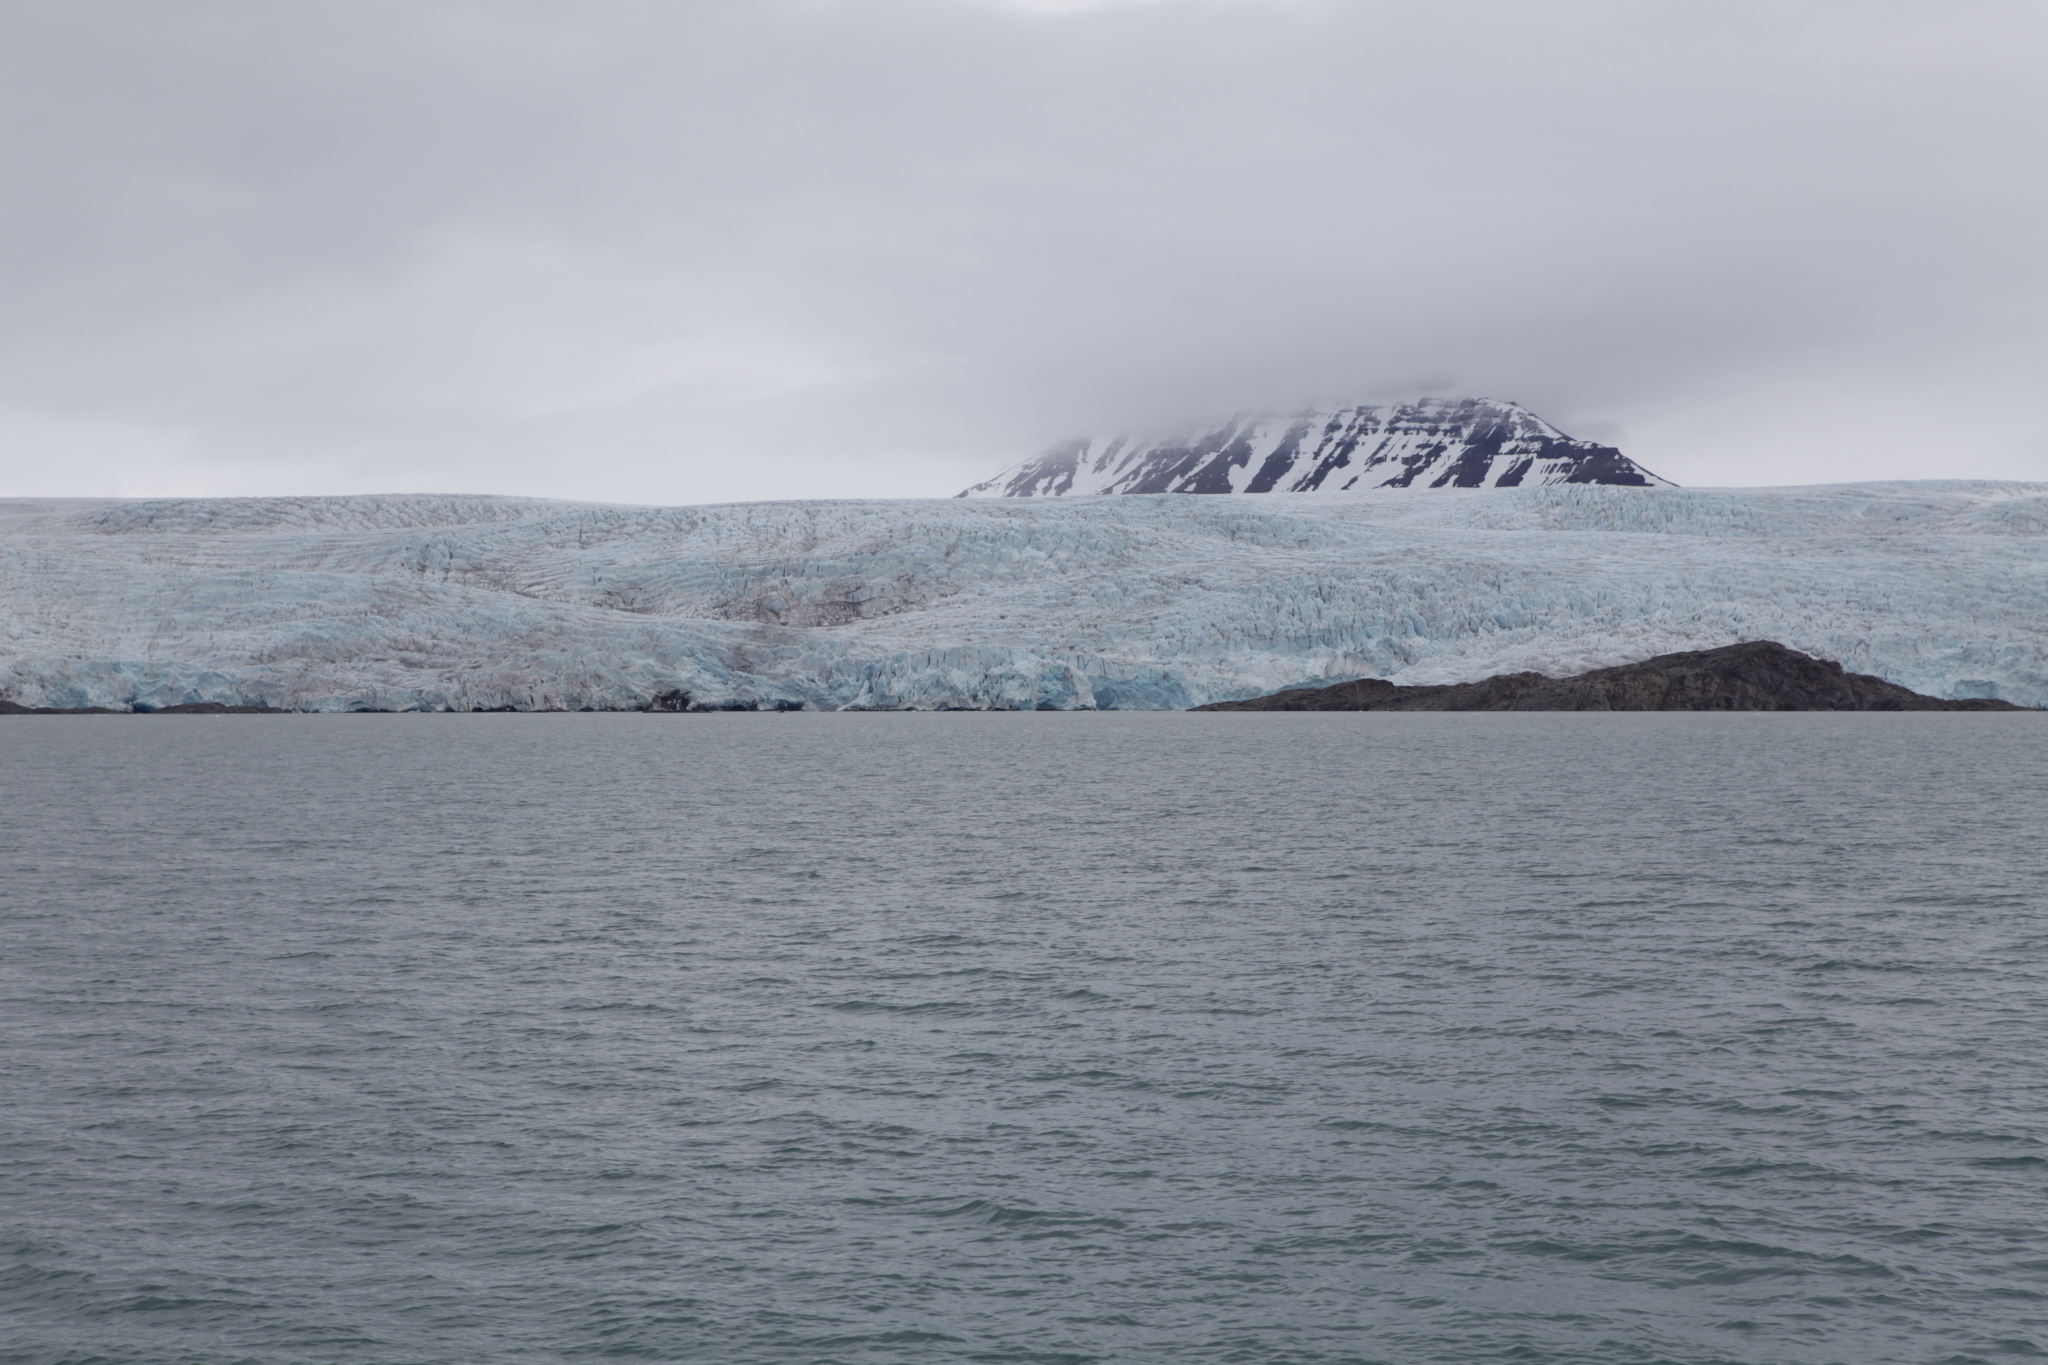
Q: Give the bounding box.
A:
[1193,642,2026,712]
[958,397,1670,498]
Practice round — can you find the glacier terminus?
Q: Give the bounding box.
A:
[2,480,2043,712]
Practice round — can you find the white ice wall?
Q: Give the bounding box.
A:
[2,482,2043,711]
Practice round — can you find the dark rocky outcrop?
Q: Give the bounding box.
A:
[1194,642,2027,712]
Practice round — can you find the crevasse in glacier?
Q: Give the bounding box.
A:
[1,481,2043,711]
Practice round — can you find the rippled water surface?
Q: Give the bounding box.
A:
[4,712,2046,1365]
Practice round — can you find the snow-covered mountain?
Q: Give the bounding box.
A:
[2,481,2043,712]
[957,397,1670,497]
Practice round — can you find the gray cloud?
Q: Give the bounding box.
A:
[0,0,2043,502]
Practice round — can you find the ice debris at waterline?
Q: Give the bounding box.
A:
[958,397,1670,497]
[1,481,2044,713]
[1195,641,2029,711]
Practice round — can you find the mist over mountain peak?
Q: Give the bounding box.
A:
[958,397,1671,498]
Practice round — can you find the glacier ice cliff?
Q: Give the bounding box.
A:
[1,481,2043,712]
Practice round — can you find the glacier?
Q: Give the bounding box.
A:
[1,481,2044,712]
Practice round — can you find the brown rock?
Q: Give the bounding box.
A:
[1194,642,2027,712]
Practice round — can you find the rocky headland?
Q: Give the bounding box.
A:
[1193,642,2027,712]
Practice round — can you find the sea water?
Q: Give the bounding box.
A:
[2,712,2044,1365]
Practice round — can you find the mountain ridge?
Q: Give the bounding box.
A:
[958,396,1670,498]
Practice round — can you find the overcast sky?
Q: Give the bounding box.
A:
[1,0,2043,504]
